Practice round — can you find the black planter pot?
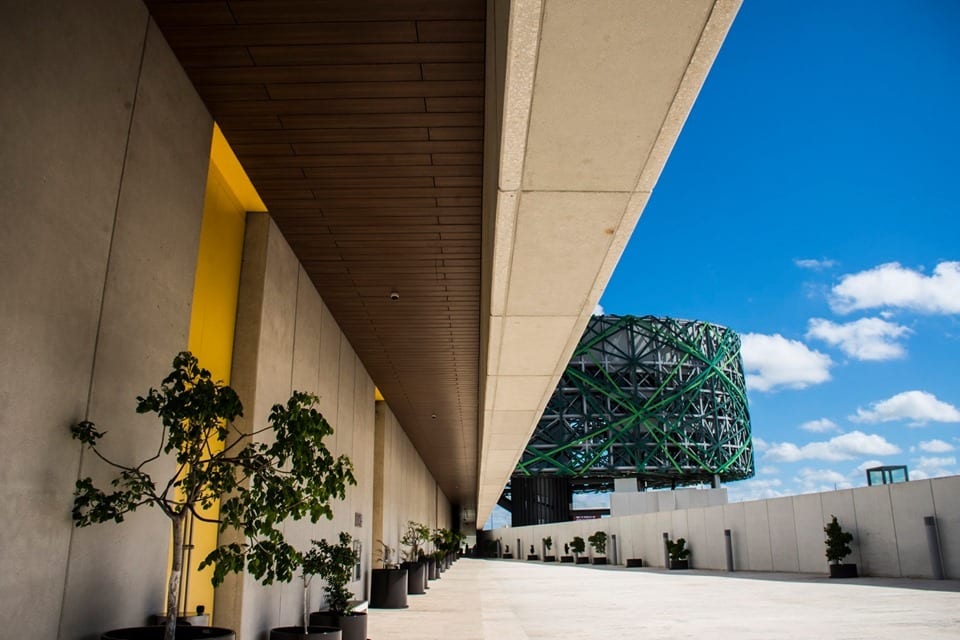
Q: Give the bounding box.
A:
[543,555,556,562]
[592,557,607,565]
[669,559,689,570]
[402,561,426,595]
[428,557,439,580]
[102,627,235,639]
[310,612,367,640]
[502,553,514,559]
[560,556,574,563]
[270,626,341,640]
[829,563,859,578]
[370,567,408,608]
[527,554,539,561]
[575,557,590,564]
[626,558,644,568]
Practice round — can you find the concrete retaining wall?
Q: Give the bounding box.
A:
[0,5,456,638]
[491,476,960,579]
[0,3,211,638]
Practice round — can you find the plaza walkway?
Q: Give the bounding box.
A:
[367,558,960,639]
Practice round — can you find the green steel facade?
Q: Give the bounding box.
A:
[515,315,755,487]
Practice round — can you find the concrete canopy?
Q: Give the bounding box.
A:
[146,0,741,526]
[478,0,740,525]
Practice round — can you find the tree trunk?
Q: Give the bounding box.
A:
[302,577,309,633]
[167,515,185,640]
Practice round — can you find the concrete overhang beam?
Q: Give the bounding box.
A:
[478,0,742,525]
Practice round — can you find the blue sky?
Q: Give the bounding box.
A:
[598,0,960,501]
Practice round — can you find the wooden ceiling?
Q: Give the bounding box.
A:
[147,0,485,508]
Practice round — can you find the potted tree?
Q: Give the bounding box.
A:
[588,531,607,565]
[824,515,858,578]
[369,542,407,609]
[571,537,589,564]
[307,533,367,640]
[71,352,355,640]
[560,542,574,563]
[527,544,539,561]
[400,521,430,594]
[542,537,556,562]
[666,538,690,570]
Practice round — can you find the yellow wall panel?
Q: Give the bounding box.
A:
[182,124,264,617]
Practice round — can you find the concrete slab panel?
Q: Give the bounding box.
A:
[291,266,323,396]
[335,337,358,457]
[793,492,826,574]
[931,475,960,578]
[890,480,937,578]
[0,1,151,635]
[703,506,727,571]
[493,375,553,411]
[852,486,900,577]
[505,191,629,316]
[497,316,578,375]
[723,502,748,572]
[60,16,212,639]
[685,508,708,570]
[317,301,342,426]
[523,0,714,191]
[743,500,773,571]
[766,497,800,573]
[657,491,678,512]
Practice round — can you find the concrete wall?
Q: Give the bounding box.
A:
[0,3,212,639]
[610,487,728,516]
[215,214,379,639]
[0,5,455,639]
[374,402,453,564]
[490,476,960,579]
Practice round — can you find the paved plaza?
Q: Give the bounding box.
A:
[367,558,960,639]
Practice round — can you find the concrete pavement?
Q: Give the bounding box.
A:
[367,558,960,639]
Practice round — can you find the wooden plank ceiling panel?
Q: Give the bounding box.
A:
[147,0,485,509]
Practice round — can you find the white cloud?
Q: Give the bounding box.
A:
[765,430,901,462]
[851,390,960,426]
[830,261,960,315]
[726,478,785,502]
[795,258,837,271]
[741,333,833,392]
[795,468,852,493]
[917,439,955,453]
[806,317,911,361]
[758,465,780,475]
[752,437,769,452]
[799,418,839,433]
[856,459,885,471]
[911,456,958,480]
[593,302,604,316]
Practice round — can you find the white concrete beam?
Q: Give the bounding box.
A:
[478,0,742,525]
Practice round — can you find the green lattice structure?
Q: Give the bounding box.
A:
[515,315,754,487]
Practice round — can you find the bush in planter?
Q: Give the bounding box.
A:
[824,515,858,578]
[400,521,430,562]
[542,536,555,561]
[306,532,367,640]
[666,538,690,569]
[70,352,355,640]
[400,521,430,594]
[570,536,587,563]
[375,540,397,569]
[588,531,607,563]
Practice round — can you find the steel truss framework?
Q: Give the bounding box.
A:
[515,315,755,487]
